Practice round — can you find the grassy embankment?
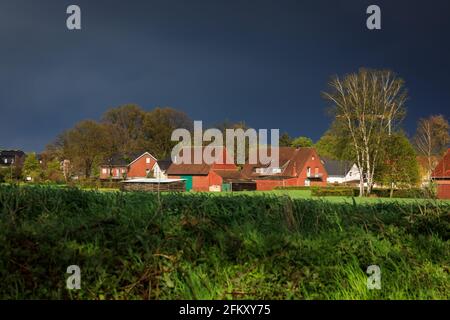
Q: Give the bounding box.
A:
[0,185,448,299]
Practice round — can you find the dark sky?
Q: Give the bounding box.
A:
[1,0,449,152]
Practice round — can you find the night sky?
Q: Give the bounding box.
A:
[1,0,449,152]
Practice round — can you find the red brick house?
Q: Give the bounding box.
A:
[431,148,450,199]
[241,147,328,190]
[166,147,241,191]
[100,152,158,180]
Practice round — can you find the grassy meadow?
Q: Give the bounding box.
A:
[0,184,449,299]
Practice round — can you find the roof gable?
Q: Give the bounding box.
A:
[128,152,157,166]
[241,147,318,178]
[322,158,354,177]
[167,146,234,175]
[431,149,450,179]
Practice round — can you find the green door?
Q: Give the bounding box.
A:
[222,183,231,192]
[181,175,193,191]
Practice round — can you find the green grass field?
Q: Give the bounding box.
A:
[0,185,448,299]
[213,189,450,204]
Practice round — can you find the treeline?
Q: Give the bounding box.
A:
[44,105,193,178]
[42,104,317,179]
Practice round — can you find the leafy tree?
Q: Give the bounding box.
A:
[141,107,193,159]
[376,132,420,197]
[315,131,339,159]
[315,122,356,161]
[414,115,450,183]
[44,159,64,183]
[23,153,43,182]
[291,136,313,148]
[62,120,111,178]
[279,132,293,147]
[102,104,146,155]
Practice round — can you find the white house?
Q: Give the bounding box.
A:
[321,158,361,185]
[153,160,172,179]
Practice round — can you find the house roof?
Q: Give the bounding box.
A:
[101,151,155,167]
[166,146,231,176]
[0,150,25,158]
[213,169,248,182]
[241,147,316,179]
[321,158,354,177]
[156,159,172,171]
[128,152,157,166]
[166,164,211,175]
[431,149,450,179]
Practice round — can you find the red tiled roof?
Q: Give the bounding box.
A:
[166,164,211,175]
[241,147,315,179]
[431,149,450,179]
[166,146,231,175]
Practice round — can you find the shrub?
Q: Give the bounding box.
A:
[311,186,355,197]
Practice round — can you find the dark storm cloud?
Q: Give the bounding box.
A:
[0,0,449,151]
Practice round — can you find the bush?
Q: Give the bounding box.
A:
[312,187,355,197]
[369,188,434,199]
[274,186,314,190]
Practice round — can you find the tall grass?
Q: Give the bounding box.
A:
[0,185,448,299]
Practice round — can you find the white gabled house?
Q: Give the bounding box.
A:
[321,158,361,185]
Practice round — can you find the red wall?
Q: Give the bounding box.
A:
[437,181,450,199]
[254,150,328,191]
[99,166,127,179]
[128,154,157,178]
[296,150,328,187]
[168,171,224,191]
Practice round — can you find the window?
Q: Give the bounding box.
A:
[315,167,319,175]
[312,156,315,161]
[3,159,7,164]
[306,167,311,176]
[146,158,151,164]
[102,168,107,174]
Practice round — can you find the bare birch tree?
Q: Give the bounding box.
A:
[322,69,407,196]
